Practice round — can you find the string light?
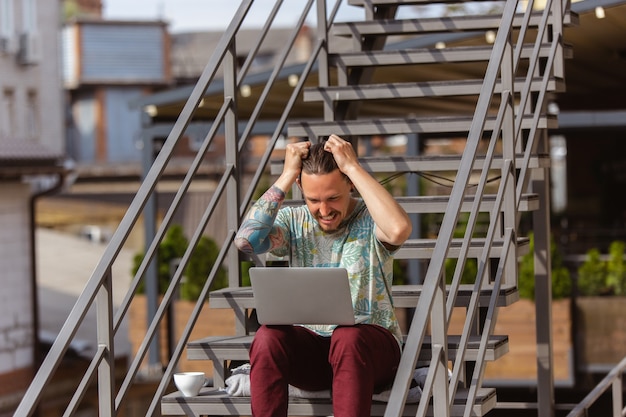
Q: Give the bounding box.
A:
[595,6,605,18]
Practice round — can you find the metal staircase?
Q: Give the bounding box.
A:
[15,0,574,416]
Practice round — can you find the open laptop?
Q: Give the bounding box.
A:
[249,267,368,325]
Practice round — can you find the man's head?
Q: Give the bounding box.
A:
[301,142,343,177]
[297,142,355,233]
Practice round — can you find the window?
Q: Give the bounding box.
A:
[17,0,39,64]
[0,0,15,52]
[21,0,36,33]
[0,88,15,139]
[26,89,39,139]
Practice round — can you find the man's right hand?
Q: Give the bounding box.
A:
[275,141,311,193]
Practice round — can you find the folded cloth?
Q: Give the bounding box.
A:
[223,363,435,403]
[223,364,329,398]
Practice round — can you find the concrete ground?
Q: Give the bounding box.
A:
[35,227,135,358]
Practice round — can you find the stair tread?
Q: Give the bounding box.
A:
[209,283,519,309]
[187,334,509,362]
[331,43,573,67]
[303,77,565,102]
[349,0,529,5]
[190,333,507,346]
[358,153,551,171]
[396,236,529,259]
[332,13,577,37]
[271,154,551,174]
[162,386,497,416]
[280,194,539,213]
[287,114,557,138]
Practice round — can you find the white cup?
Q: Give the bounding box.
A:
[173,372,206,397]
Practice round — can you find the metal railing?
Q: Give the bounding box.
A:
[382,0,568,415]
[15,0,569,415]
[567,356,626,417]
[15,1,339,415]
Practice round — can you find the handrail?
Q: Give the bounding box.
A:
[120,163,237,411]
[383,0,523,414]
[450,0,564,399]
[566,356,626,417]
[14,0,330,415]
[384,0,568,414]
[16,0,570,415]
[114,98,233,406]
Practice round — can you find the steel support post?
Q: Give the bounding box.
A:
[533,131,555,417]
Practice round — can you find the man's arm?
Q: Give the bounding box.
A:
[234,141,311,254]
[234,185,286,254]
[323,135,412,247]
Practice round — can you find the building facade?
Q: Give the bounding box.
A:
[0,0,65,411]
[63,19,171,165]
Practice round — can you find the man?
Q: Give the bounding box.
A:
[234,134,412,417]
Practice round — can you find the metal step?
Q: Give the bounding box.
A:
[162,386,497,417]
[281,194,539,214]
[303,77,566,103]
[209,284,520,310]
[396,236,529,260]
[349,0,533,5]
[287,114,557,140]
[332,12,578,37]
[187,334,509,386]
[187,334,509,363]
[331,43,573,67]
[358,153,551,172]
[396,194,540,213]
[271,154,551,175]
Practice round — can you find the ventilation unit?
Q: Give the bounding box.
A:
[17,32,40,65]
[0,35,13,54]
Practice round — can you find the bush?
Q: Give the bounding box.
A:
[182,235,228,300]
[133,225,188,295]
[132,225,228,301]
[606,241,626,295]
[518,232,571,300]
[577,248,607,296]
[577,240,626,296]
[444,258,478,285]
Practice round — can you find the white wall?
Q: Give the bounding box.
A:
[0,0,63,381]
[0,0,64,153]
[0,183,34,374]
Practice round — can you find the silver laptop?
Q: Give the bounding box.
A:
[249,267,368,325]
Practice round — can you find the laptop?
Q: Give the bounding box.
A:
[249,267,368,325]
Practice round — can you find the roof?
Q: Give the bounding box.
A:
[0,140,68,179]
[132,0,626,128]
[170,26,317,81]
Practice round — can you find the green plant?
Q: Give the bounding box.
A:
[182,235,228,300]
[132,225,228,301]
[518,232,571,300]
[133,225,188,295]
[444,258,478,285]
[577,248,608,296]
[393,259,408,285]
[606,241,626,295]
[577,240,626,296]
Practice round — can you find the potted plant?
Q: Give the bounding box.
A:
[129,225,234,372]
[575,240,626,372]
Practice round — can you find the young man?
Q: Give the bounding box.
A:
[234,134,412,417]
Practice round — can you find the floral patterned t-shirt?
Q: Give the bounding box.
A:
[235,186,402,345]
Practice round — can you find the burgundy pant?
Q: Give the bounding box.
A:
[249,324,401,417]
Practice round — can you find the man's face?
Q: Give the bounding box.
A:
[299,169,355,233]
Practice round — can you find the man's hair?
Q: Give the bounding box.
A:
[301,142,338,176]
